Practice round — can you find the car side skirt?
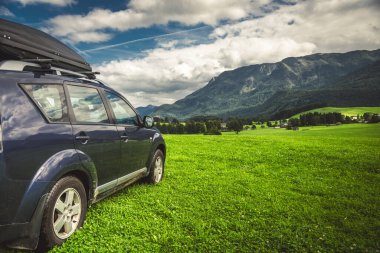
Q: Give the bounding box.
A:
[92,167,147,203]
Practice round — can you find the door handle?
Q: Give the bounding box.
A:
[75,133,90,144]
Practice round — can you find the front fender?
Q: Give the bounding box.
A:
[13,149,97,223]
[146,132,166,173]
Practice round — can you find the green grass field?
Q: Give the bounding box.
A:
[291,106,380,118]
[4,124,380,252]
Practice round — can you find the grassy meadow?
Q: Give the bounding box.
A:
[290,106,380,118]
[4,124,380,252]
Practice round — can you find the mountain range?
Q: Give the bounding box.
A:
[140,49,380,119]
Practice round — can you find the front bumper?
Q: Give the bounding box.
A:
[0,194,47,250]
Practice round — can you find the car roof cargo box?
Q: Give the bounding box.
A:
[0,18,92,72]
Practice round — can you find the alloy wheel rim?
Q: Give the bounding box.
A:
[154,156,163,183]
[52,188,82,240]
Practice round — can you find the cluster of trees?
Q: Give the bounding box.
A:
[187,116,254,126]
[286,112,346,127]
[204,120,222,135]
[363,113,380,123]
[154,118,248,134]
[299,112,345,126]
[286,112,380,127]
[226,119,244,134]
[155,122,206,134]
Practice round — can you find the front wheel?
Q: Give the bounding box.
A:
[38,176,87,251]
[145,149,165,184]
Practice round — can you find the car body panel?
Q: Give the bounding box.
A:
[117,125,152,175]
[71,124,121,186]
[0,69,166,250]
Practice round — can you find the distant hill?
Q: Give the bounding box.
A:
[153,49,380,119]
[290,107,380,118]
[136,104,158,117]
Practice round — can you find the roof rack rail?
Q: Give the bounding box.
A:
[79,71,101,80]
[0,60,98,79]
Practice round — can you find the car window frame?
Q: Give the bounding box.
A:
[19,83,70,124]
[64,82,115,126]
[101,89,143,127]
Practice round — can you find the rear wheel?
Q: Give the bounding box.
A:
[145,149,165,184]
[38,176,87,251]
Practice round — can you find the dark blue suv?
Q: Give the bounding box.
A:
[0,60,166,250]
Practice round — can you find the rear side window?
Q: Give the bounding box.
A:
[22,84,69,122]
[106,92,139,126]
[67,85,109,123]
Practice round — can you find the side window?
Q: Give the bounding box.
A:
[67,85,109,123]
[22,84,68,122]
[106,92,139,126]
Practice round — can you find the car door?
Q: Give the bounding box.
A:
[104,91,152,177]
[65,83,121,187]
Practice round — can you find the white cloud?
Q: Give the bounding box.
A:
[12,0,76,6]
[46,0,270,43]
[94,0,380,107]
[213,0,380,53]
[68,32,113,44]
[0,7,15,17]
[156,39,197,49]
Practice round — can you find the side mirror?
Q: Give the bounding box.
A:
[143,116,154,128]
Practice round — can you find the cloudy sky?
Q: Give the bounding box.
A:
[1,0,380,107]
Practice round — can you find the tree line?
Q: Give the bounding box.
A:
[287,112,380,127]
[153,111,379,134]
[154,118,249,134]
[155,121,207,134]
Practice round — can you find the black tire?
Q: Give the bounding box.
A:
[145,149,165,184]
[38,176,87,251]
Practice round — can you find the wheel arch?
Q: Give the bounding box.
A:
[145,141,166,177]
[6,149,97,250]
[156,143,166,158]
[14,149,97,223]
